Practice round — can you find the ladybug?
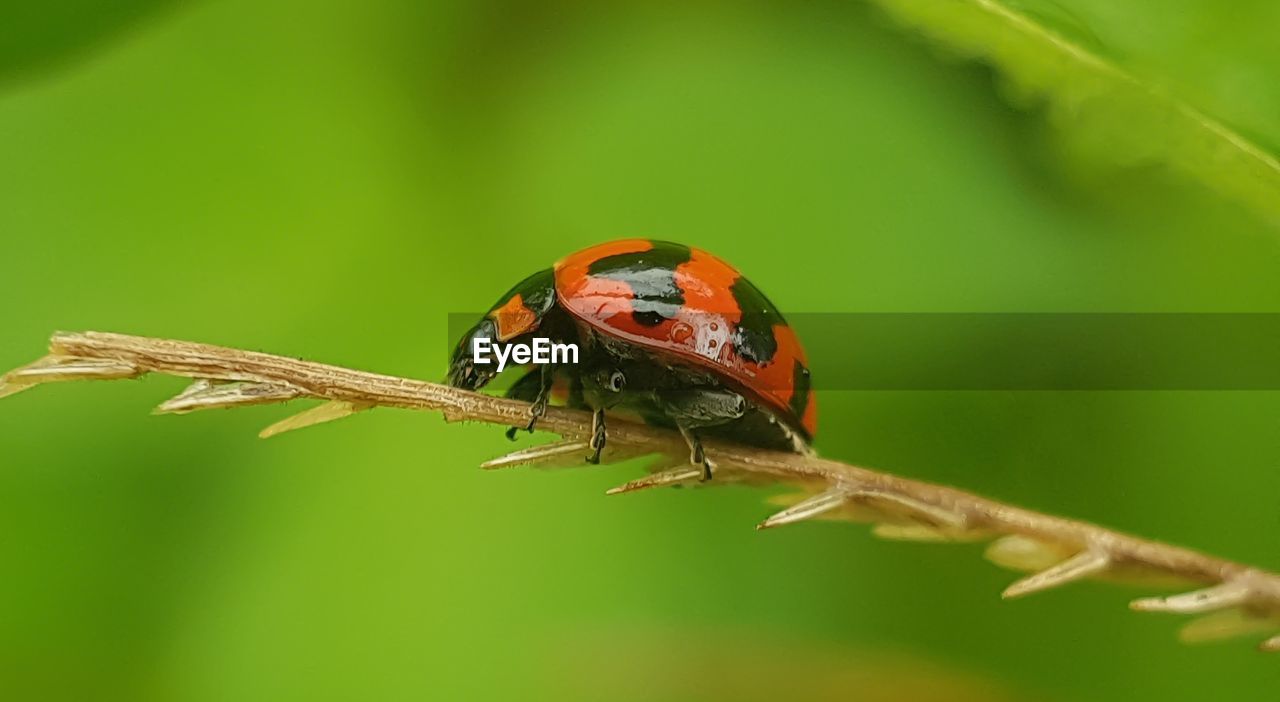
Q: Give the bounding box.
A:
[447,239,816,478]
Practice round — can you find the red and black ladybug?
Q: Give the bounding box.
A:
[448,239,816,478]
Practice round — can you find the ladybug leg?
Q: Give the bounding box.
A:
[586,408,607,464]
[655,389,746,481]
[678,425,714,481]
[503,365,553,440]
[523,364,554,432]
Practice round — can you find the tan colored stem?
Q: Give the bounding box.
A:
[5,330,1280,652]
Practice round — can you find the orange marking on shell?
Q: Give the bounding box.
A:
[490,294,539,341]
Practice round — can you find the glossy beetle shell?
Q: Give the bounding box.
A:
[553,239,816,439]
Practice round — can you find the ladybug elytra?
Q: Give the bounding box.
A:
[447,239,816,478]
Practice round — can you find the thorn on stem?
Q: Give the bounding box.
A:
[1130,581,1252,614]
[2,355,143,400]
[480,440,593,470]
[259,401,368,439]
[4,354,140,384]
[155,379,300,415]
[1002,548,1110,599]
[0,379,35,400]
[757,488,848,529]
[856,489,968,531]
[606,466,704,495]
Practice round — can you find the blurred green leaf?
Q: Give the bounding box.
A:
[0,0,181,87]
[870,0,1280,225]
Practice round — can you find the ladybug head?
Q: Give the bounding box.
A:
[447,317,501,390]
[448,268,559,390]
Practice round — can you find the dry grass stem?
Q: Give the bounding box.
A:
[4,331,1279,653]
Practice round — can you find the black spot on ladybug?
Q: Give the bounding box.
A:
[729,276,781,364]
[788,360,811,429]
[631,310,668,326]
[495,268,557,317]
[587,241,692,327]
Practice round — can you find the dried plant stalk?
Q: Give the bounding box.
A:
[4,331,1280,653]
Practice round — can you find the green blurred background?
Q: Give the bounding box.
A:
[2,1,1279,700]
